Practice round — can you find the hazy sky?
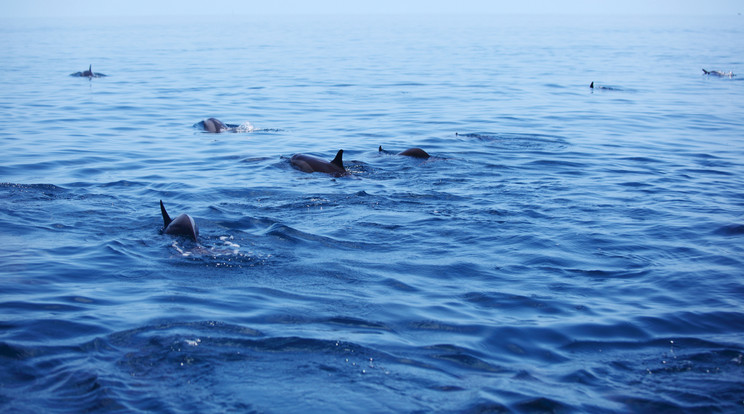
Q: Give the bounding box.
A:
[3,0,742,18]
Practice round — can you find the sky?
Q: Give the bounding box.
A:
[3,0,742,18]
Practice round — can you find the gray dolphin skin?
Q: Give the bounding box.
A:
[397,147,430,159]
[702,68,735,78]
[160,200,199,241]
[203,118,228,133]
[379,146,430,159]
[290,149,348,177]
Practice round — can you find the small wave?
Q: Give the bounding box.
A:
[714,224,744,236]
[679,168,734,177]
[168,235,272,268]
[261,221,380,251]
[0,183,68,201]
[325,316,392,332]
[97,180,147,189]
[252,128,285,133]
[455,132,568,151]
[0,182,66,191]
[233,122,255,133]
[425,344,504,373]
[462,291,569,315]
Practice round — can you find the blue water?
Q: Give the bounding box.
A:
[1,13,744,413]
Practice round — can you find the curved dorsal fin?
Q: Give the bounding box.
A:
[331,149,344,169]
[160,200,172,227]
[590,81,594,88]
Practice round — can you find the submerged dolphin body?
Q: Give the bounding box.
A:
[160,200,199,241]
[290,149,348,177]
[71,64,106,78]
[702,68,735,78]
[379,146,430,159]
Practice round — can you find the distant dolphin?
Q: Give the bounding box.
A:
[194,118,248,133]
[70,64,106,78]
[702,69,735,78]
[589,81,618,91]
[160,200,199,241]
[379,146,430,159]
[290,149,348,177]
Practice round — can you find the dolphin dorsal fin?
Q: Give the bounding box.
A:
[379,146,383,152]
[331,149,344,169]
[160,200,172,227]
[590,81,594,88]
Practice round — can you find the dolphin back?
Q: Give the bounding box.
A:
[160,200,198,241]
[380,146,430,159]
[167,214,199,241]
[398,148,430,159]
[204,118,228,133]
[289,150,347,177]
[71,64,105,78]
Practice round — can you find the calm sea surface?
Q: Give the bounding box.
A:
[1,13,743,413]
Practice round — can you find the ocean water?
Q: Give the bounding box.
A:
[1,13,743,413]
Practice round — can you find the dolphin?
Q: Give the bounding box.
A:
[194,118,243,133]
[379,146,430,159]
[702,69,735,78]
[160,200,199,241]
[290,149,348,177]
[71,64,106,78]
[202,117,229,133]
[589,81,618,90]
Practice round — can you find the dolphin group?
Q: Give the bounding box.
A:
[158,146,431,239]
[160,200,199,241]
[290,149,348,177]
[128,60,732,246]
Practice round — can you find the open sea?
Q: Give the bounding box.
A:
[1,13,743,413]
